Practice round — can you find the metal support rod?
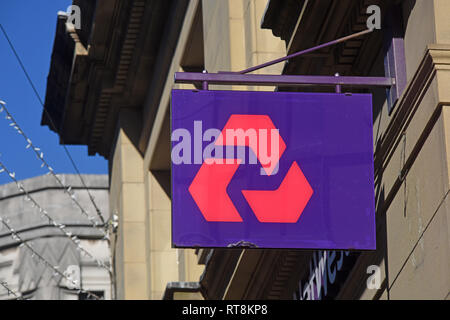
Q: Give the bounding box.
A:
[174,72,394,88]
[238,29,374,74]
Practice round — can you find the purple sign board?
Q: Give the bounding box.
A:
[171,89,376,249]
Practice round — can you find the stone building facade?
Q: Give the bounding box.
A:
[42,0,449,299]
[0,174,110,300]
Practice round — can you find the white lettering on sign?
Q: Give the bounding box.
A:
[171,120,281,175]
[296,250,350,300]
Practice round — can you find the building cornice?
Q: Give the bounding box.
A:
[0,174,108,200]
[43,0,185,158]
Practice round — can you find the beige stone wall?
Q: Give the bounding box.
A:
[145,170,204,299]
[145,171,173,299]
[111,0,450,300]
[106,1,205,300]
[356,0,450,300]
[110,110,149,299]
[143,1,205,300]
[202,0,232,74]
[138,0,287,300]
[242,0,286,75]
[203,0,285,91]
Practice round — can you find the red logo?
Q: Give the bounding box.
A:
[188,115,313,223]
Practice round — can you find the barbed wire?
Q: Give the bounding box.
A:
[0,159,111,273]
[0,280,22,300]
[0,100,108,237]
[0,217,102,300]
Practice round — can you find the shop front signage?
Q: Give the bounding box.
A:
[171,89,376,249]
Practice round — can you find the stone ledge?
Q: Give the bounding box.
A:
[0,174,108,200]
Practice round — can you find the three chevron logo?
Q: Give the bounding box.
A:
[172,89,376,249]
[188,114,314,223]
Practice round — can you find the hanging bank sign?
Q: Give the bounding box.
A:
[171,89,376,249]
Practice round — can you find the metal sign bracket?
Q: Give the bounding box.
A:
[174,28,406,112]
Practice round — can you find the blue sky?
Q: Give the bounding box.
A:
[0,1,107,185]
